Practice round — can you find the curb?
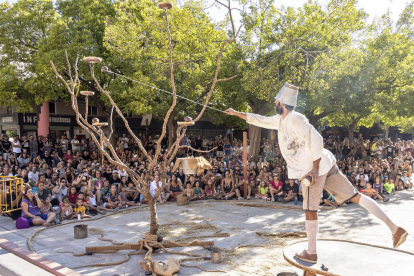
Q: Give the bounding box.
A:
[0,238,83,276]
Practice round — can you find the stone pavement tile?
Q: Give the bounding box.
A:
[1,190,412,275]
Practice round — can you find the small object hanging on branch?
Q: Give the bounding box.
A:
[157,2,173,9]
[93,122,109,127]
[83,57,102,64]
[101,66,109,73]
[177,116,194,126]
[92,118,100,124]
[80,91,95,96]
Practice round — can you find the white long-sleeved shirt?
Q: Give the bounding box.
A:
[150,180,162,197]
[246,111,336,179]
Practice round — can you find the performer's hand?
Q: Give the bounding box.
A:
[304,168,319,187]
[224,108,236,116]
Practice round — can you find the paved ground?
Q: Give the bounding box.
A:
[0,248,55,276]
[0,190,413,276]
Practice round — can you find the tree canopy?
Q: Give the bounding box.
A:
[0,0,413,147]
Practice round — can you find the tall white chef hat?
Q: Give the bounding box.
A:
[274,83,299,106]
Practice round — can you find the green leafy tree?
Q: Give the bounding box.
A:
[0,0,59,110]
[218,0,366,159]
[324,5,414,140]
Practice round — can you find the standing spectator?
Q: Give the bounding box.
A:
[37,136,44,158]
[153,135,159,150]
[326,138,335,154]
[195,135,202,150]
[375,141,383,158]
[21,135,30,155]
[223,139,232,157]
[142,135,148,151]
[29,135,37,160]
[60,134,69,153]
[385,142,395,159]
[71,135,80,154]
[12,136,22,157]
[54,138,62,156]
[355,141,365,160]
[342,140,351,160]
[264,140,272,158]
[122,134,129,151]
[2,135,11,160]
[43,137,52,154]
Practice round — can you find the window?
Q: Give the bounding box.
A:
[88,105,98,116]
[49,102,56,114]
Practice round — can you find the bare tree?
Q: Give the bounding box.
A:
[50,2,240,273]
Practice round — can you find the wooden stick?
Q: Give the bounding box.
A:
[243,132,248,199]
[163,241,214,248]
[85,240,214,253]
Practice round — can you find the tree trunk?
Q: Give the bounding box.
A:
[168,112,177,149]
[347,128,354,142]
[385,125,390,140]
[105,112,118,149]
[249,124,261,162]
[149,198,159,235]
[345,117,361,142]
[247,99,269,162]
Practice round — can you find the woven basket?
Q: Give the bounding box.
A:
[80,91,95,96]
[177,194,189,206]
[83,56,102,64]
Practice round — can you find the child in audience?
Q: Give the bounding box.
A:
[184,181,194,200]
[85,190,109,214]
[40,196,53,214]
[74,198,91,219]
[364,182,384,201]
[77,191,98,215]
[126,181,141,203]
[60,198,74,221]
[67,186,78,207]
[119,184,141,207]
[255,180,269,200]
[51,185,61,204]
[383,177,395,195]
[373,176,389,202]
[193,180,204,200]
[204,179,217,198]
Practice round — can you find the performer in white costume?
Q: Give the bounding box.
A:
[224,83,408,263]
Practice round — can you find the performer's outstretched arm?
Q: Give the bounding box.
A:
[224,108,280,130]
[224,108,247,120]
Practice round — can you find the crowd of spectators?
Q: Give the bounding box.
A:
[0,131,413,228]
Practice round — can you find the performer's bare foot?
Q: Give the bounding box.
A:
[393,227,408,248]
[295,250,317,263]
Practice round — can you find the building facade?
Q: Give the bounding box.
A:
[0,100,228,140]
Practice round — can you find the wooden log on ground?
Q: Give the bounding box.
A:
[163,240,214,248]
[85,240,214,253]
[86,244,139,252]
